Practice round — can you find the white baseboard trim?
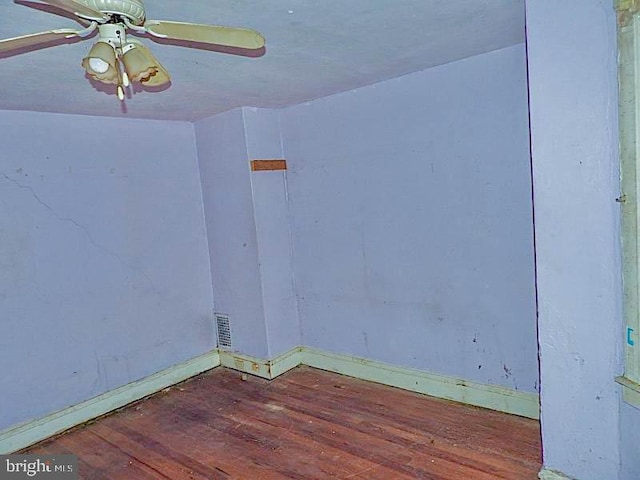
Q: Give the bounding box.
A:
[1,345,540,454]
[218,347,302,380]
[217,346,538,419]
[299,347,540,420]
[538,468,576,480]
[0,350,220,454]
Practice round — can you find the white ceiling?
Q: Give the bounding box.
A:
[0,0,525,121]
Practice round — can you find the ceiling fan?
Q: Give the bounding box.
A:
[0,0,266,100]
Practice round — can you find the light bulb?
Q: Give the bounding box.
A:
[88,57,109,74]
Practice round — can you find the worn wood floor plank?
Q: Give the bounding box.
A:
[25,366,542,479]
[195,382,515,479]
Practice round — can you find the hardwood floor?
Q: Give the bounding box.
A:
[26,366,542,479]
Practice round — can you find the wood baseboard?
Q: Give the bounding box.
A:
[217,347,302,379]
[538,468,576,480]
[299,347,539,420]
[0,351,220,454]
[217,346,539,419]
[0,345,540,453]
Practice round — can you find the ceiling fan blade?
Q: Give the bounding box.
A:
[16,0,91,25]
[144,21,265,50]
[32,0,108,21]
[0,28,81,53]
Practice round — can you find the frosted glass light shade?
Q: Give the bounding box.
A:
[141,61,171,87]
[122,43,171,87]
[121,44,157,83]
[82,42,119,85]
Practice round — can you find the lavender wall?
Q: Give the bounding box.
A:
[243,108,301,357]
[525,1,627,478]
[0,110,215,431]
[280,44,538,392]
[620,402,640,479]
[195,109,270,358]
[194,108,300,359]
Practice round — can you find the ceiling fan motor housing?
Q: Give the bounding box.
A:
[78,0,146,25]
[97,23,128,47]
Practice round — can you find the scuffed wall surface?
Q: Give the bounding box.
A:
[281,44,538,393]
[195,109,270,358]
[526,0,624,478]
[0,110,214,431]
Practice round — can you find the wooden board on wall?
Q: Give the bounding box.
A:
[251,159,287,171]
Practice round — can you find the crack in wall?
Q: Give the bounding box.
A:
[1,173,159,294]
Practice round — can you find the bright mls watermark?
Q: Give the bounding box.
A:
[0,455,77,479]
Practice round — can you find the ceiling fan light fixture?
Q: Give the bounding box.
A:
[82,40,118,84]
[141,63,170,88]
[3,0,265,99]
[88,57,110,74]
[123,43,171,88]
[121,43,157,83]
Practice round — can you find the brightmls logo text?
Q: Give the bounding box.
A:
[0,456,77,480]
[6,458,52,477]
